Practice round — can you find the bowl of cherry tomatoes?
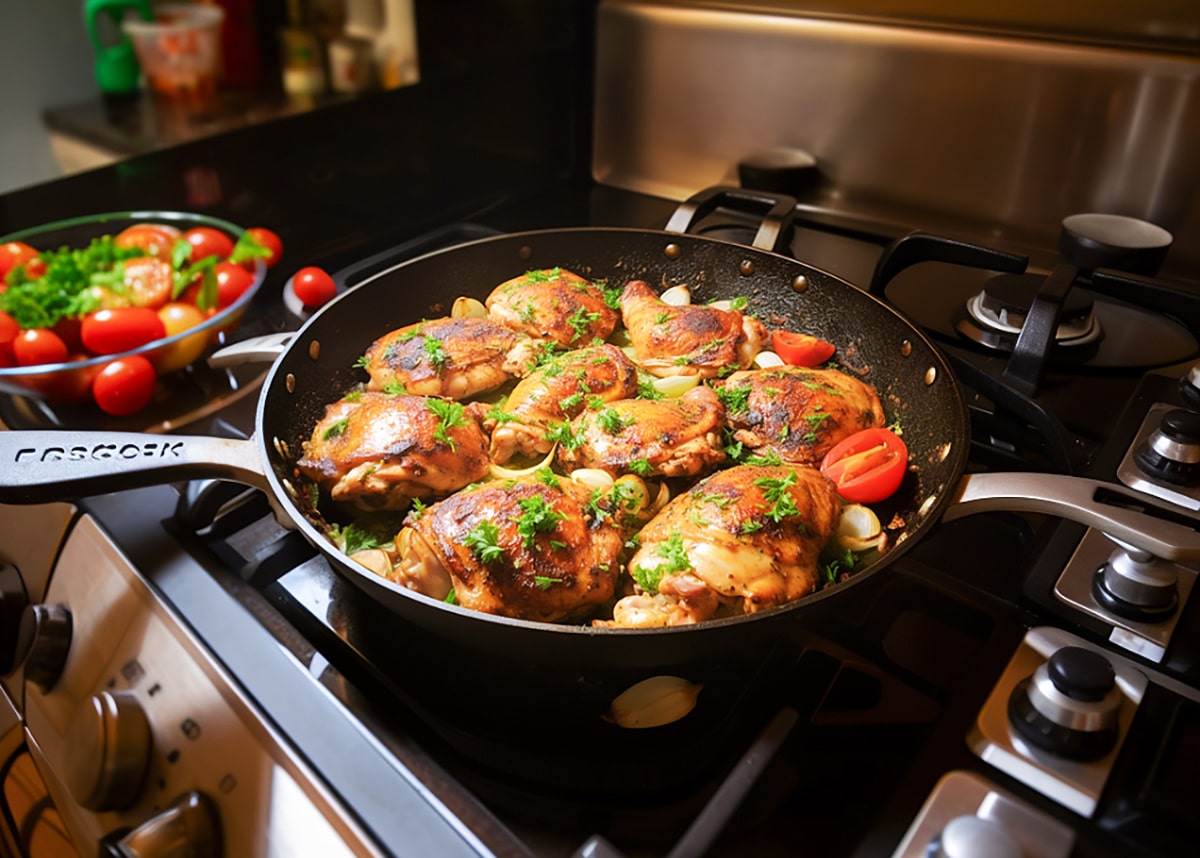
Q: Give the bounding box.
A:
[0,211,281,416]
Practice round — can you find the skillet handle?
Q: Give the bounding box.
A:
[665,186,797,253]
[946,472,1200,563]
[0,432,267,505]
[208,332,294,368]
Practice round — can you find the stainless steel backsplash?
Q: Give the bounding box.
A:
[594,1,1200,276]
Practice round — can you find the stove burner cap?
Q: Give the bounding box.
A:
[960,273,1102,350]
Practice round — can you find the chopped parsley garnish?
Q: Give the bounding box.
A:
[637,379,665,400]
[628,457,655,477]
[519,302,536,323]
[426,398,467,451]
[322,418,349,441]
[486,404,518,424]
[464,520,504,563]
[423,336,448,369]
[513,494,565,550]
[654,311,670,325]
[382,380,407,396]
[329,522,380,555]
[600,281,623,309]
[533,575,562,590]
[632,530,691,594]
[444,588,458,605]
[567,307,602,342]
[353,354,371,369]
[754,470,803,523]
[544,420,585,450]
[408,497,427,521]
[524,267,563,283]
[534,467,561,489]
[596,407,633,435]
[743,448,783,467]
[739,520,764,534]
[716,384,752,415]
[559,391,585,411]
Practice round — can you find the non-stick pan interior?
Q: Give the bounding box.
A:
[255,227,971,664]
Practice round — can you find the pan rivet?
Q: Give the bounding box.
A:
[900,340,912,357]
[285,373,296,393]
[519,245,533,260]
[924,366,938,385]
[792,275,808,293]
[308,340,321,360]
[664,243,681,260]
[739,260,755,276]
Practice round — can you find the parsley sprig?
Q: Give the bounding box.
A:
[426,398,467,451]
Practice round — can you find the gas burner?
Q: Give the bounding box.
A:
[959,273,1102,353]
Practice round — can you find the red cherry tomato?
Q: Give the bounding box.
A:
[33,356,99,402]
[291,266,337,309]
[52,315,84,352]
[81,307,168,355]
[122,256,174,308]
[0,310,19,359]
[184,226,235,262]
[771,331,836,367]
[214,262,256,308]
[12,328,69,367]
[819,427,909,504]
[92,355,158,416]
[245,227,283,268]
[0,242,39,279]
[114,223,182,262]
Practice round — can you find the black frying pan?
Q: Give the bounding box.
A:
[3,188,1199,674]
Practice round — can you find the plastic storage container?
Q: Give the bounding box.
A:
[123,3,225,106]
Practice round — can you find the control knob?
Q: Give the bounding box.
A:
[1007,646,1122,760]
[1182,364,1200,410]
[1134,408,1200,486]
[1092,541,1179,621]
[102,792,222,858]
[13,603,72,692]
[928,815,1021,858]
[65,690,152,811]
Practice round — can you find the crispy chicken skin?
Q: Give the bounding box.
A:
[486,267,619,350]
[362,316,518,400]
[602,465,842,627]
[720,367,885,464]
[394,478,623,622]
[619,280,767,378]
[297,393,490,511]
[489,343,639,463]
[556,385,728,479]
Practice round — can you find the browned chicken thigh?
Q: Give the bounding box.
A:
[489,343,639,463]
[361,316,518,400]
[486,267,619,350]
[556,385,728,479]
[720,366,885,464]
[619,280,767,378]
[392,477,624,622]
[297,392,490,511]
[601,464,842,627]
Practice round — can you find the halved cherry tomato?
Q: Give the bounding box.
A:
[291,266,337,308]
[245,227,283,268]
[92,355,157,416]
[114,224,182,262]
[12,328,69,367]
[214,262,255,308]
[122,256,174,308]
[184,226,234,262]
[0,242,39,279]
[819,427,908,504]
[771,331,836,367]
[152,302,209,373]
[81,307,168,355]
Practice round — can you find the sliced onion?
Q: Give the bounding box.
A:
[707,298,734,311]
[660,285,692,306]
[753,350,785,368]
[651,374,699,397]
[651,480,671,512]
[488,445,557,480]
[350,548,394,577]
[452,296,487,319]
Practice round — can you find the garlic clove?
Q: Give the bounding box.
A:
[753,350,785,368]
[651,374,700,397]
[451,296,487,319]
[569,468,615,491]
[607,675,702,728]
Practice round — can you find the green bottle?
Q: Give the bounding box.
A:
[84,0,154,96]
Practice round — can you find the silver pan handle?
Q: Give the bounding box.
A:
[0,432,267,505]
[946,472,1200,563]
[208,332,295,369]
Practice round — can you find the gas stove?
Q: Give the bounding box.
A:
[4,2,1200,856]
